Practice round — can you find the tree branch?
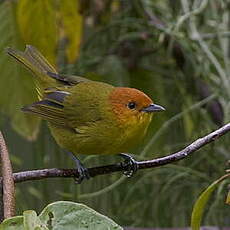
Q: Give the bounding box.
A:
[0,131,15,219]
[2,123,230,184]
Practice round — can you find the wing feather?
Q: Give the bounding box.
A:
[47,72,89,86]
[21,81,112,131]
[22,91,69,127]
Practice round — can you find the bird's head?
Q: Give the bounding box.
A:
[109,87,165,127]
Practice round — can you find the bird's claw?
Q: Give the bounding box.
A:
[74,164,90,184]
[65,151,90,184]
[119,153,138,177]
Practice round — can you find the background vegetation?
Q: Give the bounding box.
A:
[0,0,229,228]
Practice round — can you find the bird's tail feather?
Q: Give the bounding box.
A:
[6,45,57,92]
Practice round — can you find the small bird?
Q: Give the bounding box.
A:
[6,45,165,183]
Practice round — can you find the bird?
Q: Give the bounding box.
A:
[6,45,165,183]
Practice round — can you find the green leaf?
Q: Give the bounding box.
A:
[0,201,123,229]
[0,1,41,140]
[0,216,24,230]
[59,0,83,63]
[39,201,123,230]
[17,0,57,65]
[24,210,48,230]
[191,174,230,230]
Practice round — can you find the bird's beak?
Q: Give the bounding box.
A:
[141,103,165,113]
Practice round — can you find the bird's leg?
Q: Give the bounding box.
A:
[119,153,139,177]
[65,151,90,184]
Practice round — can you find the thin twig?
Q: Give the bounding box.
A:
[0,131,15,219]
[1,123,228,184]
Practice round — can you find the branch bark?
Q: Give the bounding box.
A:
[0,131,15,219]
[4,122,229,184]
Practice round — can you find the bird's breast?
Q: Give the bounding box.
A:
[49,113,152,156]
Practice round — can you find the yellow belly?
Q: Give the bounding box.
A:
[49,113,152,156]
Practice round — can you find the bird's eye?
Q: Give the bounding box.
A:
[127,102,136,109]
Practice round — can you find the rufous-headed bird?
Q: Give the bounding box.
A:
[6,45,165,183]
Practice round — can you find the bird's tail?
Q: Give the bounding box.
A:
[6,45,57,95]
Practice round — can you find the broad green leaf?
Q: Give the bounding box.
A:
[0,201,123,229]
[0,216,23,230]
[191,174,230,230]
[39,201,123,230]
[24,210,48,230]
[59,0,83,63]
[17,0,57,65]
[0,1,41,140]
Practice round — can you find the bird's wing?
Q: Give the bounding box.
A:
[21,87,102,131]
[22,90,70,127]
[46,72,90,86]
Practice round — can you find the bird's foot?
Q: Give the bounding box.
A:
[119,153,138,177]
[65,151,90,184]
[74,158,90,184]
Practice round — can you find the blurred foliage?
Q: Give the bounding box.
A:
[0,0,229,228]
